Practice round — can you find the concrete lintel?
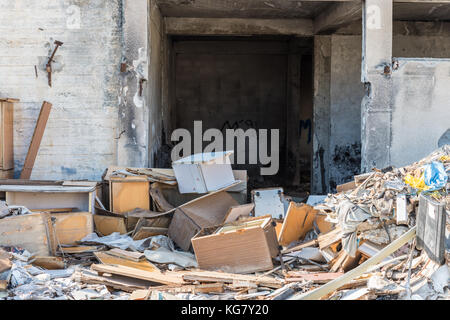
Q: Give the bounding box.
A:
[165,17,313,36]
[314,1,362,34]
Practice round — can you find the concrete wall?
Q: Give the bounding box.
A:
[0,0,123,180]
[329,35,364,189]
[313,29,450,193]
[391,58,450,166]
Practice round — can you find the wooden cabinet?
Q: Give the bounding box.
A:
[0,98,17,175]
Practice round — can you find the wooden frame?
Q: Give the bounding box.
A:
[0,185,96,213]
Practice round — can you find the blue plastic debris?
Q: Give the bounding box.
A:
[423,161,448,191]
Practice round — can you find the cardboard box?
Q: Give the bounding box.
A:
[172,151,236,194]
[191,216,280,274]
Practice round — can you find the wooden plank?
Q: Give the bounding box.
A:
[105,248,145,262]
[94,252,159,273]
[79,271,153,293]
[278,203,317,247]
[0,170,13,179]
[318,226,343,250]
[111,181,150,214]
[285,272,344,284]
[20,101,52,179]
[60,246,98,254]
[0,101,14,170]
[0,213,54,256]
[93,214,127,236]
[281,239,318,255]
[336,180,356,193]
[292,226,416,300]
[51,212,93,245]
[32,256,65,269]
[181,270,282,289]
[91,264,186,286]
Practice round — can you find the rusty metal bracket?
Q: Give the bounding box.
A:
[46,40,64,87]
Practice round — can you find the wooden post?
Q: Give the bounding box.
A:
[20,101,52,179]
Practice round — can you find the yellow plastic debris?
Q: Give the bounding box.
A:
[404,173,430,191]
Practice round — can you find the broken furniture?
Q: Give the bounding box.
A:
[0,98,17,179]
[0,212,56,256]
[252,187,292,219]
[172,151,236,194]
[20,101,52,179]
[278,202,334,247]
[192,216,280,274]
[168,185,241,252]
[0,184,96,213]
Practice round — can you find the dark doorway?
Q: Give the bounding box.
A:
[170,36,313,197]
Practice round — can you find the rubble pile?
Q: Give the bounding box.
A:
[0,148,448,300]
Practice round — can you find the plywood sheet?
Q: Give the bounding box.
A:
[94,252,159,273]
[51,212,93,245]
[278,202,317,247]
[111,181,150,213]
[0,213,54,256]
[91,264,186,286]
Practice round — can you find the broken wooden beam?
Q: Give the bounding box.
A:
[290,226,416,300]
[20,101,52,179]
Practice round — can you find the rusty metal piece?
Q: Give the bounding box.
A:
[46,40,64,87]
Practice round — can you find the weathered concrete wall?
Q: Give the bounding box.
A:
[313,31,450,193]
[329,35,364,189]
[0,0,123,180]
[391,58,450,166]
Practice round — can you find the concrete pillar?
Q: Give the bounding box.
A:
[361,0,393,172]
[118,0,149,168]
[312,36,332,194]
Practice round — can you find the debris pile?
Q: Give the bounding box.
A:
[0,147,448,300]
